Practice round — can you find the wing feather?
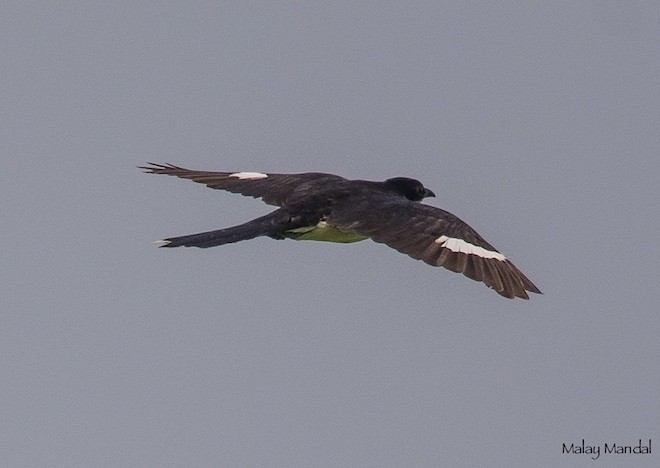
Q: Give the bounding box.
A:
[139,163,346,206]
[330,197,541,299]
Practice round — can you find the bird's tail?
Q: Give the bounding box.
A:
[154,210,288,248]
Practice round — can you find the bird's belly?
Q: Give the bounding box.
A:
[285,221,367,243]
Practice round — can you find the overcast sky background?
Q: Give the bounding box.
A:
[2,2,659,467]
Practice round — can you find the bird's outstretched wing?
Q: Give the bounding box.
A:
[139,163,345,207]
[330,197,541,299]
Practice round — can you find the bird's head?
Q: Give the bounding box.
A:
[384,177,436,201]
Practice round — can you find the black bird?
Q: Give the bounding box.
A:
[140,163,541,299]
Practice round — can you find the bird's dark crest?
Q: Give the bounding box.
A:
[384,177,435,201]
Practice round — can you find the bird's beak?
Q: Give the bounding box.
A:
[424,188,436,198]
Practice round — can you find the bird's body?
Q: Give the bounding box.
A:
[284,221,368,243]
[140,163,541,299]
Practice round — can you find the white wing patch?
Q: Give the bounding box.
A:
[435,235,506,261]
[229,172,268,180]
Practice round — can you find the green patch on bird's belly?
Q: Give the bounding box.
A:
[285,221,367,243]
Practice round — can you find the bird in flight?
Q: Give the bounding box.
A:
[140,163,541,299]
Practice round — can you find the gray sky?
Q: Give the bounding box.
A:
[2,2,659,467]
